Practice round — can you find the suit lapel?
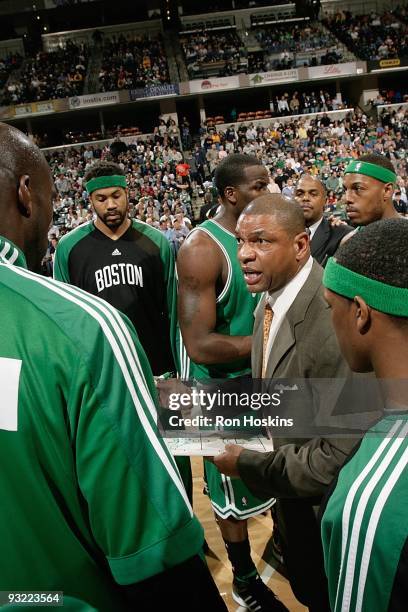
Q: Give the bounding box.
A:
[264,261,323,378]
[310,218,330,258]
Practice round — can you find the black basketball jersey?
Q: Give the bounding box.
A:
[54,220,176,376]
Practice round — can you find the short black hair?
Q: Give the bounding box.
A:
[214,154,263,197]
[242,194,305,236]
[357,153,396,174]
[84,161,125,183]
[335,218,408,289]
[296,174,327,194]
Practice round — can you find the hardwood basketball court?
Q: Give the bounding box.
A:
[192,458,307,611]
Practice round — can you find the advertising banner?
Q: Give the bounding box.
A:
[368,57,408,71]
[129,84,179,100]
[14,104,32,116]
[249,69,299,86]
[0,106,14,120]
[34,101,56,114]
[188,76,240,94]
[307,62,358,79]
[68,91,120,110]
[1,100,57,118]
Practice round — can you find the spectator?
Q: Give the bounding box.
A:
[325,9,408,61]
[282,177,295,197]
[1,41,88,106]
[393,190,408,215]
[99,33,169,92]
[180,28,246,79]
[248,19,352,72]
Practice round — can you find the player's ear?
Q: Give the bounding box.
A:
[17,175,32,218]
[383,183,394,201]
[354,296,371,334]
[225,185,237,204]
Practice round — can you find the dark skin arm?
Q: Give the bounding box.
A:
[177,229,252,365]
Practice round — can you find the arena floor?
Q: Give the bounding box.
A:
[192,458,307,611]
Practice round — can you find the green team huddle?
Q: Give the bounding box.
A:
[2,123,408,612]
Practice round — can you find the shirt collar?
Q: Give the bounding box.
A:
[308,216,324,239]
[266,256,313,313]
[0,236,28,269]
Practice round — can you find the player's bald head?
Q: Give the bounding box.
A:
[0,122,49,185]
[240,194,306,236]
[0,122,55,272]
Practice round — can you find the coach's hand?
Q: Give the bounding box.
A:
[155,377,191,410]
[212,444,244,478]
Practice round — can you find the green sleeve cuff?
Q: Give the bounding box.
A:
[107,517,204,585]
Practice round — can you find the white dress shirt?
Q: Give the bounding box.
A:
[256,256,314,368]
[308,216,324,240]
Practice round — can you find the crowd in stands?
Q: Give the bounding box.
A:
[180,29,247,78]
[250,21,346,71]
[40,105,407,276]
[99,34,169,92]
[254,22,338,54]
[271,89,346,114]
[394,5,408,24]
[0,7,406,109]
[232,88,345,120]
[43,115,191,272]
[182,0,290,13]
[1,41,88,106]
[369,89,408,107]
[325,10,408,61]
[0,52,22,89]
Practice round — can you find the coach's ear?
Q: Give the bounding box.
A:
[17,175,32,218]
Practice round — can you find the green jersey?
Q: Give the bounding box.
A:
[178,220,260,380]
[321,413,408,612]
[176,223,273,519]
[0,237,203,611]
[0,236,27,268]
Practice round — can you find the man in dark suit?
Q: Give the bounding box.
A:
[294,175,353,266]
[213,194,369,611]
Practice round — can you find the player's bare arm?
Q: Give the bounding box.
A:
[177,230,252,365]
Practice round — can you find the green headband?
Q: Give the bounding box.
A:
[344,160,397,184]
[323,257,408,317]
[86,175,127,194]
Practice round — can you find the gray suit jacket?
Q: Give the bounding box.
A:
[239,260,378,500]
[251,260,344,381]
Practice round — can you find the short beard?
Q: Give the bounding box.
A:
[95,209,127,228]
[102,213,125,228]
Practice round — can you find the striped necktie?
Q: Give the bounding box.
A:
[262,302,274,378]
